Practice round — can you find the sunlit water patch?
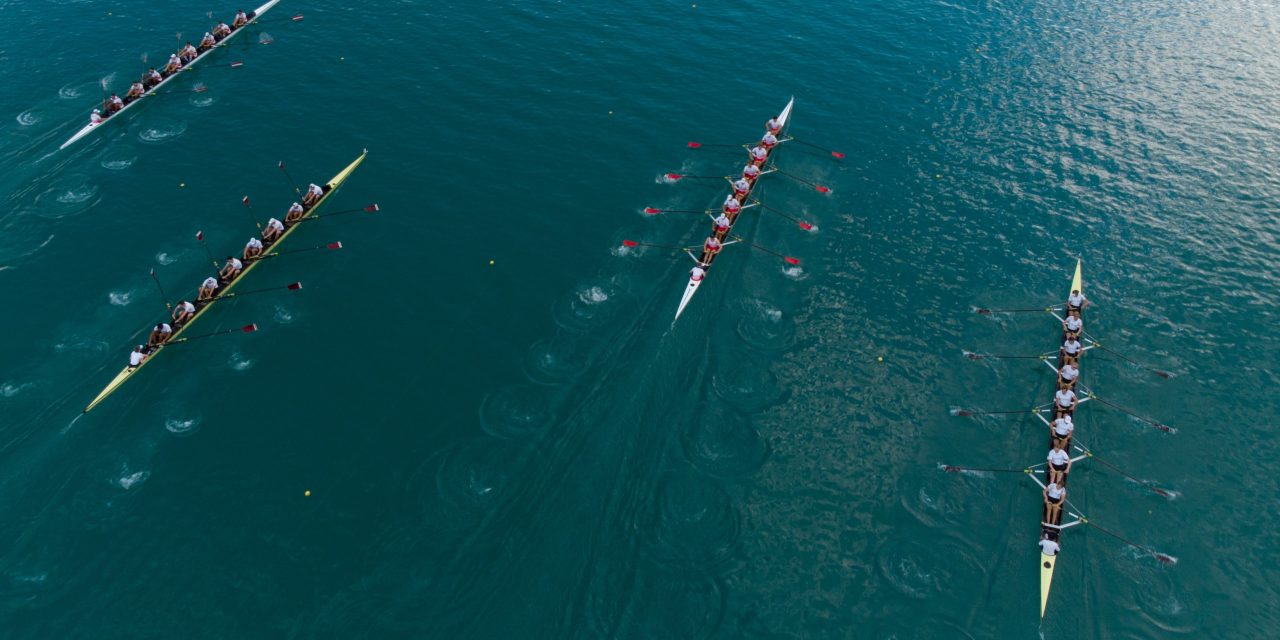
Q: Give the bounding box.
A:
[135,118,187,144]
[479,384,554,439]
[33,176,100,219]
[16,109,42,127]
[164,415,202,436]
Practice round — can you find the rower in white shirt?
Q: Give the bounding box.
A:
[219,256,243,282]
[749,145,769,166]
[765,115,783,135]
[732,177,752,200]
[301,183,324,206]
[1063,310,1083,339]
[742,163,761,182]
[1043,481,1067,524]
[147,323,173,347]
[128,345,148,368]
[711,212,731,235]
[1047,440,1072,485]
[761,132,779,149]
[1061,336,1083,363]
[1057,361,1079,389]
[243,237,264,261]
[285,202,306,223]
[1067,287,1089,312]
[1050,414,1074,446]
[1053,386,1077,418]
[198,276,219,301]
[690,264,706,282]
[171,300,196,325]
[723,194,742,215]
[262,217,285,242]
[1038,534,1060,557]
[89,109,103,125]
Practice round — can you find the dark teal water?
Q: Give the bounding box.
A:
[2,0,1278,637]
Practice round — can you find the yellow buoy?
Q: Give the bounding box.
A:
[877,356,884,362]
[304,490,311,497]
[489,259,495,265]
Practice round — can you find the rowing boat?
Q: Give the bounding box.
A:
[83,149,367,413]
[59,0,282,151]
[673,96,795,322]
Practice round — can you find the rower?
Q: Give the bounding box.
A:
[1057,361,1079,389]
[218,255,243,282]
[1061,335,1083,364]
[89,109,103,125]
[199,32,217,51]
[179,42,198,62]
[198,276,220,302]
[723,193,742,216]
[703,235,723,257]
[126,81,144,100]
[163,53,182,75]
[761,132,779,150]
[172,300,196,325]
[243,237,264,261]
[144,68,163,88]
[213,21,232,39]
[108,93,124,112]
[1053,385,1077,418]
[1067,287,1089,312]
[1046,439,1072,485]
[1063,310,1083,339]
[749,145,769,166]
[711,212,731,235]
[233,10,249,28]
[765,114,783,135]
[1038,533,1060,557]
[732,177,752,200]
[301,183,324,207]
[147,322,173,347]
[742,163,761,183]
[690,263,707,282]
[1050,414,1074,447]
[284,202,305,224]
[261,217,285,243]
[1043,480,1067,524]
[128,345,148,368]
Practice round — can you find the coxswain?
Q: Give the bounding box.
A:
[1043,481,1067,524]
[1053,385,1077,418]
[284,202,305,223]
[126,81,145,100]
[1038,533,1060,557]
[732,177,752,200]
[711,212,731,235]
[765,114,783,135]
[89,109,103,125]
[1057,361,1079,389]
[163,53,182,75]
[1051,414,1074,446]
[1063,310,1083,339]
[243,236,264,261]
[213,21,232,39]
[199,32,217,52]
[1067,287,1089,312]
[198,276,220,301]
[703,235,723,257]
[749,145,769,166]
[722,193,742,216]
[218,255,243,282]
[143,68,163,88]
[742,163,761,183]
[147,322,173,347]
[690,263,707,282]
[261,217,285,242]
[301,183,324,206]
[172,300,196,325]
[128,345,148,368]
[761,132,779,150]
[233,9,249,28]
[179,42,198,62]
[1061,335,1083,364]
[1047,439,1072,485]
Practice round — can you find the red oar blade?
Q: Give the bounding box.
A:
[326,241,343,250]
[364,204,379,212]
[831,151,846,159]
[784,257,800,266]
[665,173,684,181]
[622,239,639,247]
[815,185,831,194]
[286,282,302,290]
[687,142,702,148]
[196,230,204,240]
[230,61,244,68]
[241,323,258,333]
[292,13,305,21]
[643,207,661,215]
[798,222,814,230]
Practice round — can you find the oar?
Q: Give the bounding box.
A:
[241,195,263,232]
[774,169,831,194]
[1081,390,1175,433]
[149,269,173,311]
[731,236,800,265]
[940,464,1030,474]
[297,204,380,221]
[194,230,219,268]
[149,86,210,97]
[643,207,710,215]
[196,61,245,70]
[753,201,814,230]
[1072,444,1175,499]
[1085,338,1173,379]
[1082,519,1176,564]
[686,141,739,149]
[277,161,303,198]
[792,139,846,159]
[664,173,726,181]
[975,306,1058,315]
[964,352,1051,361]
[217,282,302,300]
[259,241,343,259]
[953,408,1041,417]
[255,13,305,24]
[621,239,685,250]
[169,323,259,345]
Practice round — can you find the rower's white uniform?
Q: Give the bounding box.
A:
[129,348,146,366]
[201,33,216,47]
[723,194,741,213]
[1062,338,1082,358]
[1039,538,1060,556]
[147,70,163,83]
[1068,291,1087,309]
[176,301,195,314]
[89,109,103,124]
[733,178,751,194]
[761,132,779,147]
[202,276,219,290]
[1052,415,1074,438]
[109,95,123,109]
[157,322,172,335]
[1059,362,1078,384]
[750,146,768,163]
[1054,388,1076,410]
[690,265,706,281]
[167,54,182,69]
[226,257,243,270]
[1045,482,1065,502]
[1064,314,1082,333]
[766,116,782,133]
[713,213,731,231]
[266,218,285,233]
[743,164,761,180]
[306,183,323,199]
[1047,448,1071,468]
[704,236,722,252]
[245,237,264,253]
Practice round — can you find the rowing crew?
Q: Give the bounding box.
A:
[88,10,252,123]
[1039,285,1092,553]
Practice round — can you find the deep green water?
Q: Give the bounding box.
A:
[2,0,1279,637]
